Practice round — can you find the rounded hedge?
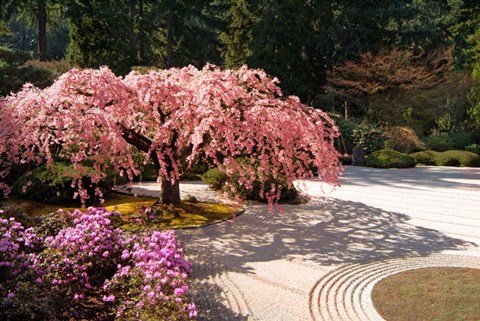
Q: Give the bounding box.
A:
[411,150,480,167]
[365,149,416,168]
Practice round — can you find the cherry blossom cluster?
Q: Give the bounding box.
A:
[0,65,341,205]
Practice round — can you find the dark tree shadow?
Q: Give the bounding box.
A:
[187,257,252,321]
[179,198,477,276]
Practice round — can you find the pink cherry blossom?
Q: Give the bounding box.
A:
[0,65,341,206]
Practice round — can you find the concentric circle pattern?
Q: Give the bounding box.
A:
[309,254,480,321]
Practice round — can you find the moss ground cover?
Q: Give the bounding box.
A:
[4,192,236,229]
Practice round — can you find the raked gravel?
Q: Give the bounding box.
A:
[119,166,480,321]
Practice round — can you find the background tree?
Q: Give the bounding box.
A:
[329,49,453,129]
[220,0,258,68]
[0,66,341,205]
[65,0,135,74]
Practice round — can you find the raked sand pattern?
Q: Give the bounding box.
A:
[121,166,480,321]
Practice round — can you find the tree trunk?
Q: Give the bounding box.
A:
[138,0,145,63]
[159,178,181,205]
[130,0,136,61]
[324,0,334,107]
[166,9,173,67]
[37,0,47,61]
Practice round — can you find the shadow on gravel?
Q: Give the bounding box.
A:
[189,280,250,321]
[339,166,480,190]
[178,198,477,276]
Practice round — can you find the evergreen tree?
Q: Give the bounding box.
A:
[65,0,135,74]
[451,0,480,73]
[220,0,258,68]
[249,0,331,103]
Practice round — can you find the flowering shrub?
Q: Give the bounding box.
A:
[0,207,197,320]
[38,207,124,299]
[0,212,48,321]
[0,212,40,294]
[105,230,196,320]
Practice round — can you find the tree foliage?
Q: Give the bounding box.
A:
[0,65,341,206]
[329,48,453,126]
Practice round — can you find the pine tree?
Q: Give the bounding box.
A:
[65,0,135,74]
[220,0,258,68]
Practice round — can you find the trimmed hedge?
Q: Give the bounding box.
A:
[411,150,480,167]
[365,149,416,168]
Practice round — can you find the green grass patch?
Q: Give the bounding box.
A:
[411,150,480,167]
[372,267,480,321]
[4,192,236,229]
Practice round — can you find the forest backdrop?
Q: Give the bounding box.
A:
[2,0,480,137]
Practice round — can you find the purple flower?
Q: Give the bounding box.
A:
[103,294,115,302]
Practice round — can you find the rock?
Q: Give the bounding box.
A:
[352,145,366,166]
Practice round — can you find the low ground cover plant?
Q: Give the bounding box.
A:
[0,207,196,321]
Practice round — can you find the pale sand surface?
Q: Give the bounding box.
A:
[119,166,480,321]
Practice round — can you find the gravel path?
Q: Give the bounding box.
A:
[121,166,480,321]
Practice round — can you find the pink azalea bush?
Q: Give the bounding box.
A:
[0,211,40,296]
[0,208,196,321]
[105,230,196,320]
[37,207,124,298]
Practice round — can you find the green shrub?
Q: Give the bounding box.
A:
[0,46,31,64]
[180,161,209,180]
[0,57,72,95]
[411,150,480,167]
[465,144,480,155]
[201,165,298,202]
[365,149,416,168]
[201,167,227,190]
[334,117,356,154]
[448,132,480,150]
[411,150,437,165]
[13,162,112,204]
[422,136,454,152]
[384,126,425,153]
[352,123,384,154]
